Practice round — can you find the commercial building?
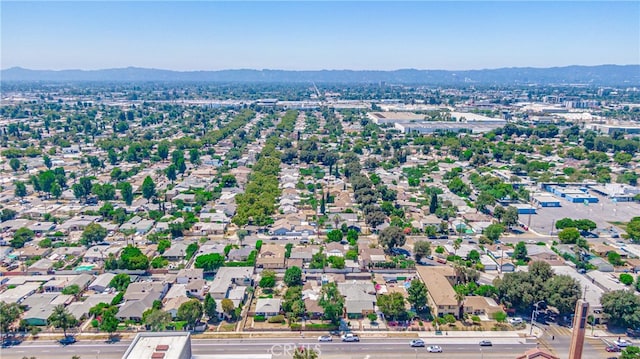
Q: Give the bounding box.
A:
[532,195,561,207]
[544,185,599,204]
[590,183,640,202]
[122,332,192,359]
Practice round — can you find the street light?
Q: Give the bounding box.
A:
[530,300,545,335]
[414,348,418,359]
[480,348,483,359]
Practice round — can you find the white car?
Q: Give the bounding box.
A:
[341,333,360,342]
[614,339,630,347]
[318,335,332,342]
[427,345,443,353]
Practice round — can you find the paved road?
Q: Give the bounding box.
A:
[1,338,538,359]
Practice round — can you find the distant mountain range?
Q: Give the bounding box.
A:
[2,65,639,85]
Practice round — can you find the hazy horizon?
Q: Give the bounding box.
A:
[3,63,640,73]
[2,1,639,71]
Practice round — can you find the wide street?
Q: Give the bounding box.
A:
[0,337,538,359]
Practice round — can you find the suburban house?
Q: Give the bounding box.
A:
[256,244,286,269]
[338,282,376,319]
[88,273,116,292]
[462,296,502,317]
[416,266,460,318]
[254,298,282,317]
[117,281,169,321]
[209,267,253,300]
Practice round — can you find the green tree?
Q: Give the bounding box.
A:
[99,310,119,338]
[318,282,344,324]
[429,192,438,214]
[221,298,235,319]
[143,308,171,331]
[326,229,343,242]
[502,206,520,228]
[194,253,225,271]
[48,305,77,337]
[11,227,34,248]
[259,270,277,290]
[555,218,575,230]
[0,302,23,338]
[109,274,131,291]
[620,346,640,359]
[493,311,507,323]
[157,239,171,254]
[166,164,177,183]
[378,226,406,252]
[14,181,27,198]
[119,245,150,270]
[177,299,203,329]
[118,182,134,206]
[141,176,156,200]
[9,158,20,172]
[608,252,625,266]
[377,292,406,320]
[157,141,170,161]
[284,266,302,287]
[558,227,581,244]
[328,256,345,269]
[204,293,217,321]
[627,217,640,243]
[484,223,504,243]
[600,290,640,329]
[50,182,62,199]
[81,223,107,246]
[407,279,428,311]
[413,240,431,262]
[514,241,528,261]
[545,275,581,315]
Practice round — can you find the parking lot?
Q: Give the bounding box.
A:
[527,192,640,235]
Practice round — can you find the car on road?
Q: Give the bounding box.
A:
[479,340,493,346]
[329,330,341,336]
[341,333,360,342]
[426,345,443,353]
[1,338,21,348]
[605,345,621,352]
[318,335,332,342]
[410,339,425,347]
[614,339,630,347]
[59,336,77,346]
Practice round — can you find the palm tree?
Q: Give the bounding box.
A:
[454,288,466,320]
[453,238,462,257]
[48,305,77,338]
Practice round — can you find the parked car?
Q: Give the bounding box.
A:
[410,339,425,347]
[508,317,523,325]
[479,340,493,347]
[614,339,630,347]
[59,336,77,346]
[318,335,332,342]
[605,345,621,352]
[341,333,360,342]
[627,328,640,338]
[427,345,443,353]
[1,338,21,348]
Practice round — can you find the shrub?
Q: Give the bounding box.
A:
[267,315,285,323]
[254,315,266,322]
[305,323,338,331]
[620,273,634,286]
[290,323,302,331]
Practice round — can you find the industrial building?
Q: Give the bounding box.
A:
[532,194,561,207]
[590,183,640,202]
[544,185,599,204]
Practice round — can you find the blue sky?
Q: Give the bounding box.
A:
[2,1,639,71]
